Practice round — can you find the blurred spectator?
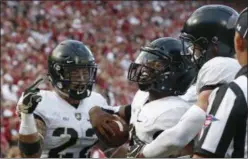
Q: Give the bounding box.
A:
[0,1,243,158]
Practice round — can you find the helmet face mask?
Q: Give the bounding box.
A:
[180,33,209,69]
[128,50,170,90]
[55,64,96,92]
[128,63,157,85]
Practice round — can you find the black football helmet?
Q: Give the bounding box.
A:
[128,37,196,96]
[48,40,97,100]
[180,5,239,69]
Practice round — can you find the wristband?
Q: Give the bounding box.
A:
[19,113,37,135]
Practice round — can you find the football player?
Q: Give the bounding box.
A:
[179,4,239,104]
[140,57,241,158]
[89,37,197,157]
[132,5,241,158]
[17,40,120,158]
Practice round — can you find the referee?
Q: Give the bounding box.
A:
[193,7,248,158]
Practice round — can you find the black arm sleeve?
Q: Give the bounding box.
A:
[101,108,116,114]
[101,105,131,123]
[124,104,131,123]
[19,140,41,156]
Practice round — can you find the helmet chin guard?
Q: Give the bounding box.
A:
[68,88,91,100]
[53,81,92,100]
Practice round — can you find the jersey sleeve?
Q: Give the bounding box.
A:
[153,104,189,131]
[196,57,240,93]
[142,105,206,157]
[179,84,197,105]
[194,84,247,158]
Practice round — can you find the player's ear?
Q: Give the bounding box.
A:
[234,32,245,52]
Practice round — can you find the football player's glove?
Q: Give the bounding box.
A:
[18,78,44,114]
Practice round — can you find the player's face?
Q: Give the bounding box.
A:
[128,51,168,84]
[135,51,165,70]
[71,68,90,82]
[62,67,95,92]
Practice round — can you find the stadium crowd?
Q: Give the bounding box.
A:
[0,1,244,158]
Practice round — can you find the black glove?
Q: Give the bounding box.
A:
[18,78,43,114]
[127,127,146,158]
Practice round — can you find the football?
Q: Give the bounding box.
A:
[96,115,129,148]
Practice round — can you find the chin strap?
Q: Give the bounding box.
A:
[68,89,89,100]
[54,84,93,100]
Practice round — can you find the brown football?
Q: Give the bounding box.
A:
[96,115,129,148]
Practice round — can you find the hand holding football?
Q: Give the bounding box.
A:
[95,115,129,148]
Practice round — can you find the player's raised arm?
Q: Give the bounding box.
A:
[17,78,46,158]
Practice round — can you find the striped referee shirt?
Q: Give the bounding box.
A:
[194,65,248,158]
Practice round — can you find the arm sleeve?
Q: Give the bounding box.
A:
[124,105,131,123]
[194,84,247,158]
[142,105,206,158]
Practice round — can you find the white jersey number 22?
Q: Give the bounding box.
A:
[48,127,95,158]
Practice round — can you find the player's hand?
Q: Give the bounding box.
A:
[18,78,43,114]
[89,106,118,141]
[127,134,146,158]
